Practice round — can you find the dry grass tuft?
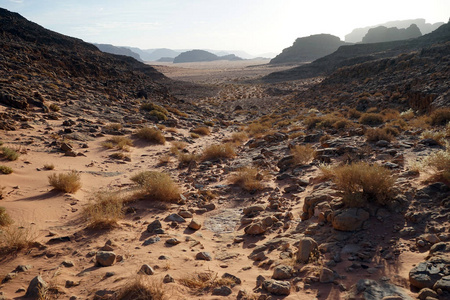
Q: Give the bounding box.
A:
[202,143,236,161]
[365,128,394,142]
[359,113,384,126]
[430,108,450,126]
[224,132,248,144]
[291,145,315,165]
[229,166,266,192]
[48,171,82,193]
[323,162,395,207]
[421,148,450,182]
[135,127,166,145]
[0,224,36,254]
[420,129,447,145]
[191,126,211,136]
[131,171,181,203]
[0,207,13,227]
[178,153,200,165]
[179,271,235,292]
[116,276,168,300]
[43,163,55,170]
[83,191,125,229]
[103,136,133,150]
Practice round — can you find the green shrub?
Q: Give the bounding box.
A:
[0,165,13,174]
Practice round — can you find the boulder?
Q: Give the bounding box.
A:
[296,237,318,263]
[433,275,450,291]
[96,251,116,267]
[138,264,154,275]
[262,279,291,295]
[331,208,369,231]
[244,222,266,235]
[212,286,232,296]
[347,279,413,300]
[319,267,335,283]
[146,220,164,234]
[243,205,265,216]
[196,252,212,261]
[188,219,202,230]
[418,288,438,300]
[272,265,293,280]
[25,276,48,298]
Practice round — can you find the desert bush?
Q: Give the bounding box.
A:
[110,152,130,160]
[165,105,188,117]
[327,162,395,207]
[116,276,167,300]
[191,126,210,136]
[149,110,168,121]
[104,123,123,131]
[204,120,214,126]
[190,133,200,139]
[420,129,446,145]
[380,108,400,120]
[246,122,271,137]
[178,153,200,165]
[131,171,180,203]
[422,148,450,182]
[43,163,55,170]
[365,128,394,142]
[48,171,82,193]
[83,192,124,229]
[229,166,266,192]
[359,113,384,126]
[49,103,60,112]
[0,224,36,254]
[333,119,355,129]
[104,136,133,150]
[430,108,450,126]
[0,146,20,161]
[0,207,13,226]
[348,108,362,119]
[135,127,166,144]
[202,143,236,161]
[0,165,13,174]
[291,145,315,165]
[179,271,234,292]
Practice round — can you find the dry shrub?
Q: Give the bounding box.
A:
[420,130,447,145]
[328,162,395,207]
[0,146,20,161]
[0,165,13,174]
[303,114,353,130]
[83,192,124,229]
[0,207,13,226]
[225,132,248,144]
[43,164,55,170]
[359,113,384,126]
[171,141,187,151]
[179,271,234,292]
[131,171,180,203]
[365,128,394,142]
[380,108,400,120]
[190,133,200,139]
[408,115,431,129]
[202,143,236,161]
[165,105,188,118]
[191,126,210,136]
[430,108,450,126]
[105,136,133,150]
[136,127,166,145]
[0,224,36,254]
[49,103,60,112]
[246,122,271,137]
[48,171,81,193]
[110,152,130,161]
[422,148,450,182]
[348,108,362,119]
[291,145,315,165]
[116,276,167,300]
[178,153,200,165]
[229,166,266,192]
[104,123,123,131]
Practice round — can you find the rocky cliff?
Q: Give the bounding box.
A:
[270,34,349,64]
[361,24,422,43]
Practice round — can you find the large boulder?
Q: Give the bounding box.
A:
[262,279,291,295]
[25,276,48,298]
[296,237,318,263]
[331,208,369,231]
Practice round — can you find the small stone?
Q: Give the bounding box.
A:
[164,213,186,223]
[262,279,291,295]
[96,251,116,267]
[222,273,241,285]
[163,274,174,283]
[25,276,47,298]
[188,219,202,230]
[146,220,164,234]
[138,264,154,275]
[212,286,232,296]
[143,236,161,245]
[166,238,181,245]
[272,265,293,280]
[61,260,75,267]
[196,251,212,261]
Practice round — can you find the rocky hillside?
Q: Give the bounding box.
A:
[173,50,242,63]
[345,18,445,43]
[263,21,450,82]
[362,24,422,43]
[270,34,349,64]
[94,43,143,62]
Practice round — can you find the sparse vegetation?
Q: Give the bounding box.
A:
[104,123,123,131]
[83,191,125,229]
[229,166,266,192]
[49,103,60,112]
[191,126,211,136]
[48,171,82,193]
[365,128,394,142]
[179,271,235,292]
[0,207,13,227]
[291,145,315,165]
[202,143,236,161]
[43,163,55,170]
[102,136,133,150]
[135,127,166,144]
[420,129,447,145]
[421,148,450,182]
[0,224,36,254]
[131,171,181,203]
[116,276,167,300]
[359,113,384,126]
[0,146,20,161]
[430,107,450,126]
[0,165,13,174]
[323,162,395,207]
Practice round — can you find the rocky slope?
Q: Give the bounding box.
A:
[270,34,349,65]
[173,50,242,63]
[263,21,450,82]
[94,44,143,62]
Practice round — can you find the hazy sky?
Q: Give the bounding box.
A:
[1,0,449,55]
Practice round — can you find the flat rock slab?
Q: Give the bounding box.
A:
[204,209,241,233]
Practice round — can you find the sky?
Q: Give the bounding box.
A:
[1,0,449,56]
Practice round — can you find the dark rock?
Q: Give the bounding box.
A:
[138,264,154,275]
[222,273,241,285]
[163,274,174,283]
[262,279,291,295]
[96,251,116,267]
[25,276,47,298]
[272,265,293,280]
[146,220,164,234]
[164,213,185,223]
[331,208,370,231]
[347,279,413,300]
[143,236,161,245]
[212,286,232,296]
[196,251,212,261]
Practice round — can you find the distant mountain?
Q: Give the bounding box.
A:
[362,24,422,43]
[94,43,142,61]
[126,48,181,62]
[270,34,349,64]
[173,50,243,63]
[264,21,450,82]
[157,57,174,62]
[345,18,444,43]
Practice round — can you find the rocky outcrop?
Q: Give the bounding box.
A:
[346,279,413,300]
[173,50,242,63]
[270,34,349,64]
[362,24,422,43]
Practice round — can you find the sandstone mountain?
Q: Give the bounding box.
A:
[361,24,422,43]
[270,34,349,64]
[94,43,143,62]
[264,21,450,82]
[173,49,243,63]
[345,18,445,43]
